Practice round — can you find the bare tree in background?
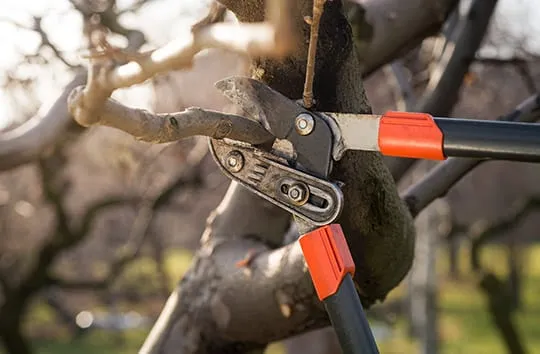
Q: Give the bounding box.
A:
[0,2,209,353]
[1,0,540,353]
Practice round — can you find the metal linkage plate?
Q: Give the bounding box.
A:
[210,139,344,226]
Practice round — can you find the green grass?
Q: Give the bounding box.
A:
[31,330,147,354]
[376,244,540,354]
[11,245,540,353]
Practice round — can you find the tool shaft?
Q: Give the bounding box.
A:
[435,118,540,162]
[324,274,380,354]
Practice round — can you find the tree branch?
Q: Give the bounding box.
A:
[67,0,296,132]
[385,59,416,111]
[50,159,204,291]
[67,92,273,144]
[76,197,141,237]
[469,196,540,271]
[0,71,86,172]
[476,57,539,94]
[191,2,228,32]
[0,0,467,172]
[31,16,79,68]
[0,10,146,172]
[383,0,500,181]
[38,154,72,241]
[0,272,10,293]
[0,16,77,68]
[346,0,460,77]
[477,272,527,354]
[141,2,415,351]
[402,92,540,217]
[417,0,499,115]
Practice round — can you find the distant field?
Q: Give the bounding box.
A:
[12,244,540,354]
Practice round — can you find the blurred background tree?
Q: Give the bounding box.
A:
[0,0,539,353]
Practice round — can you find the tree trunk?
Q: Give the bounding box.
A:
[479,273,527,354]
[448,236,460,280]
[406,161,446,354]
[139,1,415,353]
[507,242,522,312]
[0,330,32,354]
[282,327,341,354]
[0,312,31,354]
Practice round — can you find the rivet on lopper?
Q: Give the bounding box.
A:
[295,113,315,136]
[225,150,244,173]
[287,182,310,206]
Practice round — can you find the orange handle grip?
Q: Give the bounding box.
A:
[378,111,445,160]
[299,224,355,300]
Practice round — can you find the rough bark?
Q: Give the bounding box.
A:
[140,1,414,353]
[347,0,460,77]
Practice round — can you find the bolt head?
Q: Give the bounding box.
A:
[225,151,244,173]
[295,113,315,136]
[287,183,309,205]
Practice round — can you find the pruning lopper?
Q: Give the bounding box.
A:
[208,77,540,354]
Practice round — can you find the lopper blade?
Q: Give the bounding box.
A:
[215,76,307,138]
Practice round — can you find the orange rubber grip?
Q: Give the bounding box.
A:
[378,111,445,160]
[299,224,355,301]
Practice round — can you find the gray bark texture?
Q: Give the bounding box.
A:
[139,1,415,353]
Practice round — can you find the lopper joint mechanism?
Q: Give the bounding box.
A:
[208,75,540,354]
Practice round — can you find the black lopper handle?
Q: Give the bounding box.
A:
[323,274,380,354]
[299,224,380,354]
[435,118,540,162]
[377,112,540,162]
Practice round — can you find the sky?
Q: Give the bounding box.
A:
[0,0,539,130]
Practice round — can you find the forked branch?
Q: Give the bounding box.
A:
[68,0,296,134]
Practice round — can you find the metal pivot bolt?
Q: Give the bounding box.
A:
[295,113,315,136]
[225,150,244,173]
[287,182,309,205]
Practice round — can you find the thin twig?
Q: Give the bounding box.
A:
[68,1,294,131]
[302,0,326,108]
[0,7,147,172]
[0,16,77,68]
[191,2,227,32]
[386,59,416,110]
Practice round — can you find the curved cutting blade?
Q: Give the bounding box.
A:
[215,76,306,138]
[216,76,334,178]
